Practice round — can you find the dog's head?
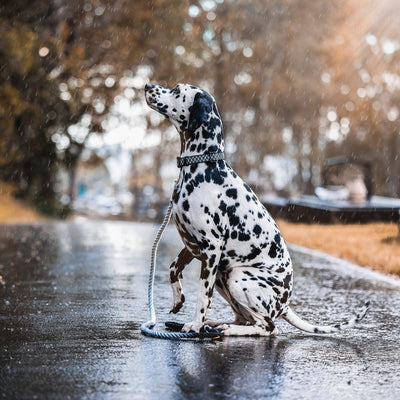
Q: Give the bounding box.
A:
[145,83,223,139]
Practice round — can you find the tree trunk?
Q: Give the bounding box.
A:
[68,160,78,208]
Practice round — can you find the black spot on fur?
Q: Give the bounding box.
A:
[238,232,251,241]
[283,273,292,289]
[253,224,262,236]
[211,229,219,238]
[182,200,190,211]
[226,188,237,199]
[268,242,277,258]
[243,183,252,193]
[219,200,227,215]
[281,291,289,304]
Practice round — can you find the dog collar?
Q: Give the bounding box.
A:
[177,151,225,168]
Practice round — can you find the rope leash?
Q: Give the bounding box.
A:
[140,200,222,340]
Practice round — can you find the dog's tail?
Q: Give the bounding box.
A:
[282,300,370,334]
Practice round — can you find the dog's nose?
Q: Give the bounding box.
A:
[145,83,155,90]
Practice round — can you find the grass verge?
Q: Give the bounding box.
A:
[277,220,400,277]
[0,184,44,224]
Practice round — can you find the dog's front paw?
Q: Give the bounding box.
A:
[170,293,185,314]
[181,320,203,333]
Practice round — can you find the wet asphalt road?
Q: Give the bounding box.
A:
[0,221,399,400]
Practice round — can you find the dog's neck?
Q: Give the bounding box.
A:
[178,121,224,158]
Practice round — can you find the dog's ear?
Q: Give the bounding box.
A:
[188,92,211,132]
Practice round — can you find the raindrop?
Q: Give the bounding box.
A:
[90,77,102,87]
[340,84,350,95]
[382,39,399,55]
[282,127,292,143]
[365,33,377,46]
[175,45,185,55]
[81,114,91,127]
[227,42,237,52]
[105,76,116,87]
[243,47,253,58]
[124,88,135,99]
[234,72,252,85]
[57,135,70,150]
[207,12,216,21]
[200,0,215,11]
[47,111,57,120]
[48,66,64,79]
[341,125,350,135]
[60,92,71,101]
[38,47,49,57]
[387,107,399,121]
[114,95,123,104]
[85,16,93,25]
[366,86,376,98]
[183,23,192,32]
[188,5,200,17]
[340,117,350,127]
[321,72,331,84]
[359,69,371,83]
[101,40,112,49]
[203,29,215,42]
[95,6,105,16]
[83,87,93,98]
[327,110,337,122]
[357,88,367,98]
[94,101,105,114]
[146,49,156,58]
[59,82,68,92]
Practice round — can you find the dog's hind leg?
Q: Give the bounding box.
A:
[169,247,194,314]
[212,266,284,336]
[204,271,250,327]
[218,322,278,336]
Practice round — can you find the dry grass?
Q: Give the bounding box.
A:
[277,220,400,277]
[0,184,44,224]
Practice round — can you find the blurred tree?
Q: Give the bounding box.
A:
[179,0,340,193]
[0,0,190,213]
[324,0,400,197]
[0,18,63,214]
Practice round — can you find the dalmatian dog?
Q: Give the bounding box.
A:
[144,83,370,336]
